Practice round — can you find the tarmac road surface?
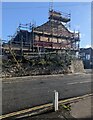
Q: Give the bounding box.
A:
[2,73,92,114]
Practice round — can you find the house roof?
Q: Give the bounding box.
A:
[34,20,74,38]
[48,10,70,22]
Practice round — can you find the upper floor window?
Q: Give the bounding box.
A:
[86,54,90,60]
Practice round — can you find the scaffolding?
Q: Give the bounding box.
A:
[2,8,80,60]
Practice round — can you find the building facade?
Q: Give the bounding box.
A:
[79,47,93,69]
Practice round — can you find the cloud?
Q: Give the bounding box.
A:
[80,33,85,38]
[85,44,92,48]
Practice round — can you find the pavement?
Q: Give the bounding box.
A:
[70,95,93,119]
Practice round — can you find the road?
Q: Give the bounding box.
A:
[2,73,92,114]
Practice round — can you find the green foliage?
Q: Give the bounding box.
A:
[31,59,36,66]
[2,51,74,77]
[38,59,47,66]
[61,104,71,111]
[28,51,72,69]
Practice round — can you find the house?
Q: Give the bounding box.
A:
[3,10,80,56]
[79,47,93,69]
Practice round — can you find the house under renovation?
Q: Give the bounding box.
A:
[2,9,86,78]
[3,10,80,57]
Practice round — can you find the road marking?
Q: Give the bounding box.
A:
[67,81,91,85]
[0,93,92,120]
[0,103,53,119]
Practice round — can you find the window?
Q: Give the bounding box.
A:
[81,52,85,56]
[86,54,90,60]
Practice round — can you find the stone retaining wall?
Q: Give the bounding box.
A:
[70,59,85,73]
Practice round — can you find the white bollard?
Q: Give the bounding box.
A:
[53,90,58,111]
